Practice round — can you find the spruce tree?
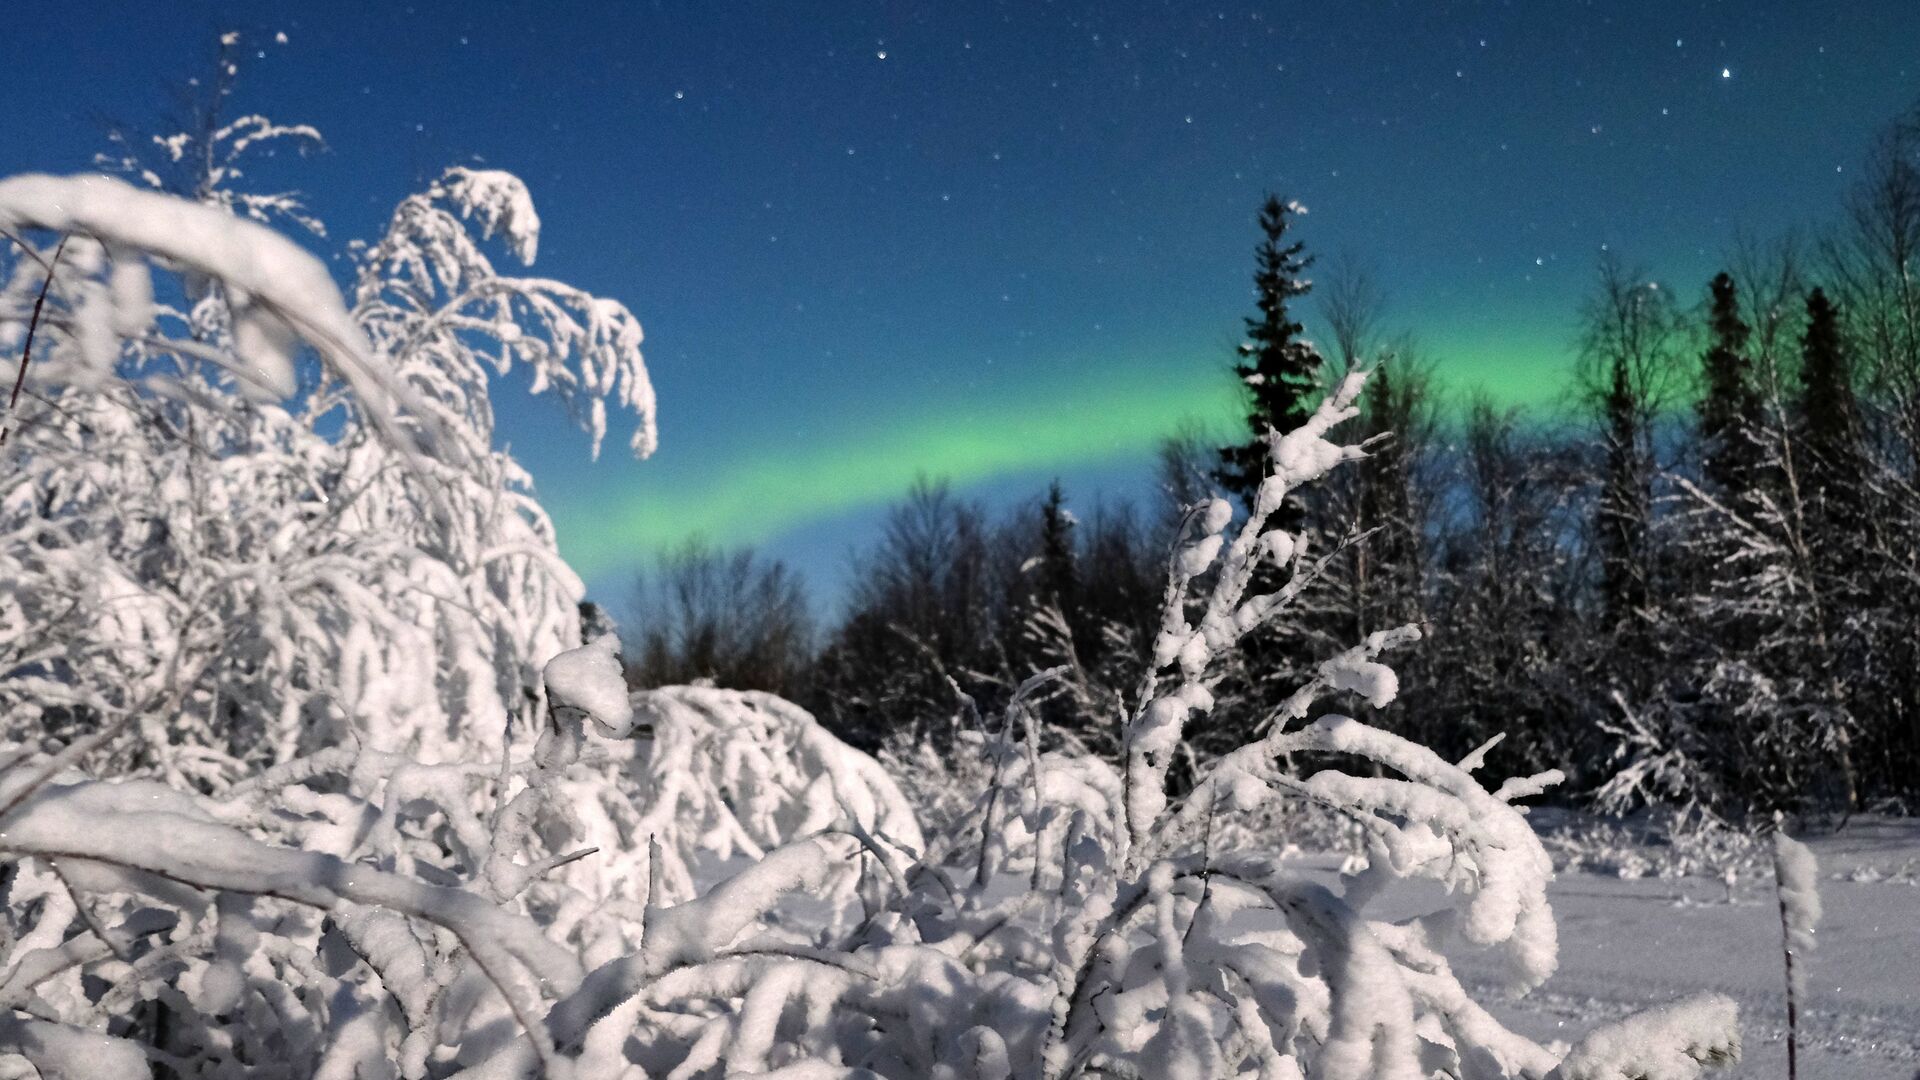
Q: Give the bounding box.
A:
[1580,260,1675,633]
[1217,194,1323,524]
[1358,367,1420,589]
[1198,197,1326,755]
[1037,480,1078,614]
[1795,286,1866,811]
[1697,272,1761,495]
[1798,288,1858,492]
[1598,351,1650,623]
[1680,273,1825,815]
[1013,480,1084,683]
[1334,363,1427,644]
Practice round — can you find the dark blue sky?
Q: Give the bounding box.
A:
[7,1,1916,610]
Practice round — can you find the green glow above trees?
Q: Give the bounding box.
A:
[550,327,1577,578]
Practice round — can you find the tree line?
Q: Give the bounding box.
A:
[627,104,1920,824]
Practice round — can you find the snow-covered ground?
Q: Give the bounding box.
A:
[1480,818,1920,1079]
[1240,817,1920,1078]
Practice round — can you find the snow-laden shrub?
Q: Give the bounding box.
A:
[1547,994,1740,1080]
[0,153,931,1072]
[553,685,924,916]
[0,637,920,1079]
[0,120,652,782]
[2,343,1745,1076]
[1536,808,1764,883]
[882,714,1371,878]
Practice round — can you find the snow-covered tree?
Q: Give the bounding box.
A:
[1819,105,1920,802]
[1649,253,1863,819]
[1577,256,1683,633]
[0,102,652,782]
[1424,395,1585,774]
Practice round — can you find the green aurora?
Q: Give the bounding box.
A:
[549,328,1573,581]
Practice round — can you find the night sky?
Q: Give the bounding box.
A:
[7,1,1917,607]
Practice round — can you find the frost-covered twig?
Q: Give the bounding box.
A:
[1772,829,1821,1080]
[0,233,65,446]
[1122,370,1372,865]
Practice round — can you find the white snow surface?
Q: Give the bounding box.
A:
[1360,817,1920,1079]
